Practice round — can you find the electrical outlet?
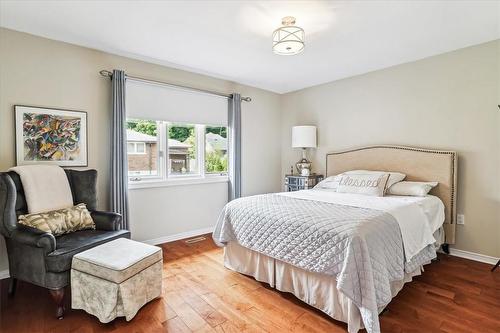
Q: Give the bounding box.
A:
[457,214,465,225]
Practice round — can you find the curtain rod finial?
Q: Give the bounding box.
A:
[99,70,113,77]
[242,97,252,102]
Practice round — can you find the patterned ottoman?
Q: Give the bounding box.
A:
[71,238,163,323]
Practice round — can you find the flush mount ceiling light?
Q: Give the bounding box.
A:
[272,16,305,55]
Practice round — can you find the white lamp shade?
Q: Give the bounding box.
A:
[292,126,317,148]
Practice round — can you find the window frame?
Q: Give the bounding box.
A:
[128,121,228,189]
[127,142,147,155]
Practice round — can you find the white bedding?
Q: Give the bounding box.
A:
[214,190,445,332]
[278,189,444,262]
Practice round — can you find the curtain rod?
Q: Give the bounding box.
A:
[99,70,251,102]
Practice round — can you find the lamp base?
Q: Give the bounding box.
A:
[295,158,312,175]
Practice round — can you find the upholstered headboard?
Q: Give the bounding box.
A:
[326,145,457,244]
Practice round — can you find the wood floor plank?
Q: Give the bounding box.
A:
[291,312,347,333]
[234,285,304,326]
[393,284,500,332]
[213,321,242,333]
[179,289,227,328]
[198,292,258,331]
[164,291,209,331]
[1,234,499,333]
[243,306,289,332]
[163,316,192,333]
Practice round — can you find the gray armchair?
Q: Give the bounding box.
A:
[0,169,130,318]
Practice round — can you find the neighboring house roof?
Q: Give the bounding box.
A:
[127,129,156,142]
[127,129,191,148]
[169,139,191,148]
[206,132,227,152]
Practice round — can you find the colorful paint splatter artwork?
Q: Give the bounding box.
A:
[22,113,82,161]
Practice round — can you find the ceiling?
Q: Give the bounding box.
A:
[1,1,499,93]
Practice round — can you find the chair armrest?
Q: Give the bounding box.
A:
[91,210,122,231]
[10,225,56,254]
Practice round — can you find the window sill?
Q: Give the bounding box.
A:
[128,175,229,190]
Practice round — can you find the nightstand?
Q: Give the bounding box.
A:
[284,174,324,192]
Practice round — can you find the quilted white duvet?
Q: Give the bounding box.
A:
[213,191,439,333]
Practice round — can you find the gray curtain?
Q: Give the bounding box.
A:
[110,69,129,229]
[228,93,242,200]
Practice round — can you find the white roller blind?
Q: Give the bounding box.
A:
[126,79,228,125]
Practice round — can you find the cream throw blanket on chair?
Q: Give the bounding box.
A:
[9,165,74,214]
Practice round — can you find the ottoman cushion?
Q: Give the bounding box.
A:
[72,238,162,283]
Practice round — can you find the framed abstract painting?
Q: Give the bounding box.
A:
[15,105,88,167]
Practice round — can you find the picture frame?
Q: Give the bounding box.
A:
[15,105,88,167]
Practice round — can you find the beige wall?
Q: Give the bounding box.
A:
[281,40,500,257]
[0,28,282,274]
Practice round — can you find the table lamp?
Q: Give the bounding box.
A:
[292,126,317,176]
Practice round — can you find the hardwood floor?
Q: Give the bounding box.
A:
[1,235,499,332]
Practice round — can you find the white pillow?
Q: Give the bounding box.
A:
[387,181,438,197]
[314,175,341,190]
[336,173,390,197]
[344,170,406,189]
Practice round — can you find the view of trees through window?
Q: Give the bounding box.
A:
[127,119,157,136]
[205,126,228,174]
[126,119,228,179]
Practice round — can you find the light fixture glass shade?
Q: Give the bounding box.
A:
[292,126,317,148]
[273,16,305,55]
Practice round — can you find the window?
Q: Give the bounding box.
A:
[127,142,146,154]
[205,126,228,174]
[126,117,228,186]
[168,124,198,176]
[126,119,160,178]
[125,79,229,187]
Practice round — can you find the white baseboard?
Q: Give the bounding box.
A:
[141,227,213,245]
[449,248,499,265]
[0,269,10,280]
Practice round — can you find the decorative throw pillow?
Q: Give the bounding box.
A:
[315,170,405,193]
[387,181,438,197]
[336,173,390,197]
[18,203,95,236]
[344,170,406,189]
[314,170,406,191]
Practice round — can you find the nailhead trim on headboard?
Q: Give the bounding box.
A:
[325,145,457,233]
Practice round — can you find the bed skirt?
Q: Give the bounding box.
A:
[224,241,423,333]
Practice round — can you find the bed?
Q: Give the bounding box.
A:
[213,145,457,333]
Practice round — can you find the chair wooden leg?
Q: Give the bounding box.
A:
[49,288,65,319]
[7,278,17,297]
